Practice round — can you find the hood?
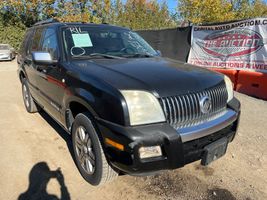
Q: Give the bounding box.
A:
[0,50,10,54]
[70,57,224,97]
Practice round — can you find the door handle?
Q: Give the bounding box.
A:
[37,66,47,73]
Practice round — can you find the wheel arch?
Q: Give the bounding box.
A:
[19,70,26,83]
[65,96,98,132]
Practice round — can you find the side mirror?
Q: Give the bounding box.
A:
[32,52,58,65]
[156,50,162,56]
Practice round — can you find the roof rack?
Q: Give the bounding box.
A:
[34,18,59,26]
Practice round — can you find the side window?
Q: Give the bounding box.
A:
[41,28,58,59]
[20,29,33,56]
[31,28,44,52]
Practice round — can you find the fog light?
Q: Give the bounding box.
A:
[139,146,162,159]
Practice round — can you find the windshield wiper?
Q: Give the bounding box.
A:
[89,53,123,59]
[72,53,123,60]
[122,53,154,58]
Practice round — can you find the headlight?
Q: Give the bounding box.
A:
[120,90,165,126]
[224,76,234,102]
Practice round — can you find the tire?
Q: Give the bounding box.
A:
[22,79,39,113]
[72,113,118,186]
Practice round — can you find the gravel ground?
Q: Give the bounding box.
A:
[0,60,266,200]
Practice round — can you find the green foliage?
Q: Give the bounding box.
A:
[178,0,267,24]
[2,0,267,49]
[114,0,176,30]
[0,21,26,50]
[0,0,178,49]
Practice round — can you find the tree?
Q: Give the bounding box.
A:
[2,0,57,26]
[1,0,177,28]
[178,0,267,24]
[178,0,235,24]
[0,20,26,49]
[55,0,113,23]
[0,0,179,49]
[114,0,176,30]
[233,0,267,20]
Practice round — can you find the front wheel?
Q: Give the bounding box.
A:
[72,113,118,185]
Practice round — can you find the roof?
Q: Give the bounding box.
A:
[33,19,129,30]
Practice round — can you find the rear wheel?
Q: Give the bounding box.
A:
[22,79,39,113]
[72,113,118,185]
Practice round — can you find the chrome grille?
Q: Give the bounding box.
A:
[160,83,228,129]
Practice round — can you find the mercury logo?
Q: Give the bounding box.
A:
[200,96,212,114]
[198,28,263,57]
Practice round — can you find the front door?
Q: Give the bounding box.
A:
[36,28,65,124]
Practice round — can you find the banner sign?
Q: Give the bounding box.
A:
[188,18,267,72]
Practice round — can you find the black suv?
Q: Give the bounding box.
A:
[18,19,240,186]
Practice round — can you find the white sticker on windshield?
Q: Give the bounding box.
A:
[72,33,93,47]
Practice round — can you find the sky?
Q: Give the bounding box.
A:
[158,0,177,12]
[120,0,178,13]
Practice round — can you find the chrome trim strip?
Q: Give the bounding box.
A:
[160,83,228,129]
[178,109,238,143]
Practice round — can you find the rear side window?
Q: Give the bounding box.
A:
[31,28,44,52]
[20,29,33,55]
[41,28,58,59]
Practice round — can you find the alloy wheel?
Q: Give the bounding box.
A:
[23,84,30,108]
[75,126,96,175]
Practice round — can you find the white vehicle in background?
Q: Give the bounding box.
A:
[0,44,16,61]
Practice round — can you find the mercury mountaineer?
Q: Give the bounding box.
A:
[18,19,240,185]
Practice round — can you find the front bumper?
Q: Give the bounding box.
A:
[96,97,240,175]
[0,54,11,60]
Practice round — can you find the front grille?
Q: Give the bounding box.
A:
[160,83,228,129]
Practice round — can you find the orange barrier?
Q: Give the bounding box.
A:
[209,68,238,89]
[236,71,267,100]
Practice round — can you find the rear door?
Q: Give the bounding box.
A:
[23,27,45,101]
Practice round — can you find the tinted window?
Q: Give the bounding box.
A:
[41,28,58,59]
[31,28,44,52]
[20,30,33,55]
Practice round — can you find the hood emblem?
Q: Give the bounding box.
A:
[200,96,212,114]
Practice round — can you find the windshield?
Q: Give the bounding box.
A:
[0,45,9,50]
[62,26,157,58]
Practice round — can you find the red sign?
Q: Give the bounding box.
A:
[199,29,263,57]
[189,18,267,72]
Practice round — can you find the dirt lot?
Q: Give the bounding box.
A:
[0,60,266,200]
